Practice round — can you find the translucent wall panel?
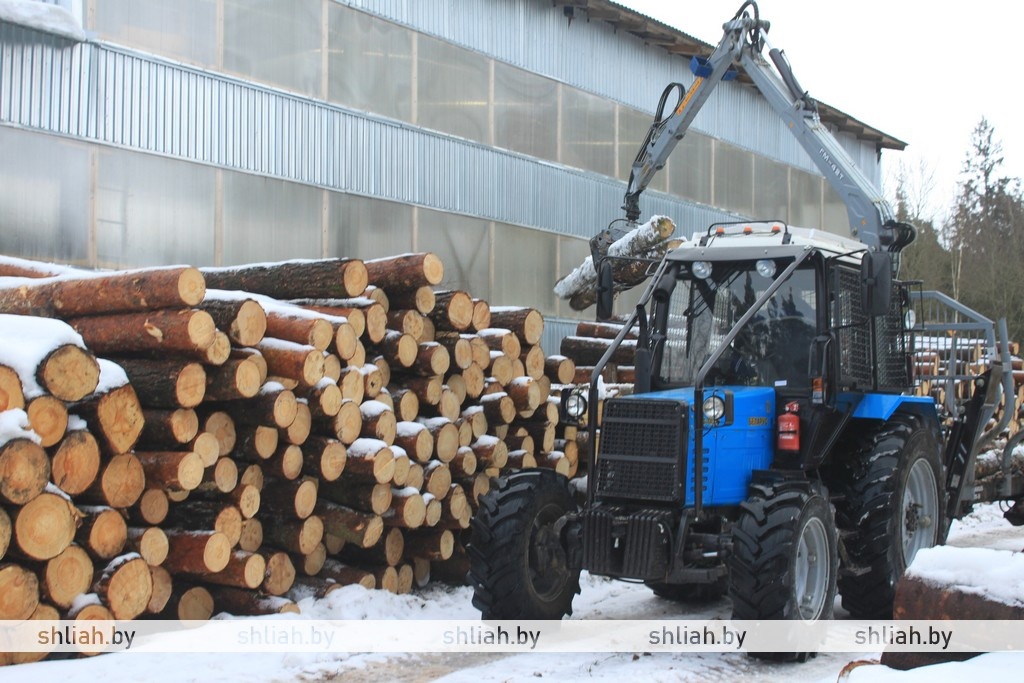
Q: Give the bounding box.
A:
[753,155,788,224]
[492,223,557,316]
[328,4,413,123]
[556,235,591,320]
[91,0,218,67]
[416,34,489,143]
[223,0,321,98]
[668,132,713,206]
[96,148,215,268]
[560,87,615,178]
[418,208,490,299]
[790,168,823,229]
[0,127,89,264]
[713,142,754,216]
[493,61,557,161]
[618,105,666,193]
[822,185,849,236]
[329,193,414,260]
[222,172,322,264]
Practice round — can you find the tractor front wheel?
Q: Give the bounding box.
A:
[468,469,580,619]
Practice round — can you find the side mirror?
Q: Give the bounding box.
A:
[861,251,892,317]
[596,259,614,321]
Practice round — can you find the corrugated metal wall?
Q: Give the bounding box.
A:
[336,0,881,186]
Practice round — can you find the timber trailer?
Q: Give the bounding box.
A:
[467,1,1024,643]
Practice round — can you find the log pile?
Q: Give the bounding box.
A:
[0,252,574,654]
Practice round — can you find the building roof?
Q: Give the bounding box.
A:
[554,0,907,151]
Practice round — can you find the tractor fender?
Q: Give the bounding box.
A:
[848,394,941,436]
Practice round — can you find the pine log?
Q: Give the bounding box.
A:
[0,564,39,619]
[416,417,458,463]
[407,342,449,377]
[432,333,475,371]
[258,338,325,388]
[264,443,304,481]
[259,550,297,596]
[93,554,153,620]
[0,507,9,559]
[200,456,239,494]
[345,438,396,484]
[471,298,492,332]
[69,308,217,357]
[262,515,324,555]
[75,506,128,560]
[162,529,231,574]
[359,362,384,398]
[208,585,300,615]
[360,400,397,445]
[506,376,542,412]
[537,451,571,475]
[575,319,638,340]
[405,462,425,491]
[460,406,488,438]
[160,584,214,620]
[0,437,50,505]
[383,487,426,529]
[401,374,443,406]
[388,309,426,340]
[201,258,368,300]
[460,363,486,399]
[165,501,242,548]
[431,550,471,585]
[38,543,93,609]
[544,354,577,384]
[202,330,231,365]
[138,408,200,447]
[136,450,205,492]
[318,558,376,589]
[560,336,637,366]
[286,575,345,600]
[394,421,433,464]
[129,488,170,526]
[391,388,420,422]
[204,357,263,401]
[429,290,473,332]
[480,392,516,425]
[284,402,312,445]
[304,379,343,419]
[445,373,467,405]
[126,526,169,566]
[198,296,267,347]
[372,566,400,593]
[200,550,267,590]
[263,311,334,352]
[418,386,460,421]
[0,266,205,317]
[202,410,236,456]
[506,449,538,470]
[72,363,144,454]
[13,340,99,402]
[390,446,410,486]
[329,399,363,445]
[294,542,327,577]
[370,331,418,369]
[25,395,67,448]
[387,286,435,315]
[112,358,206,409]
[403,529,454,562]
[11,491,78,561]
[234,424,279,461]
[478,328,522,359]
[322,533,345,554]
[146,565,173,614]
[339,526,404,567]
[238,517,263,552]
[75,454,142,509]
[0,364,24,411]
[449,447,477,477]
[186,431,219,469]
[315,499,384,548]
[302,436,347,482]
[319,479,392,515]
[261,477,318,519]
[339,365,365,402]
[488,306,545,345]
[223,382,297,428]
[363,252,444,290]
[233,347,268,383]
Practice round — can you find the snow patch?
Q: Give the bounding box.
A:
[0,0,85,42]
[0,314,89,398]
[907,545,1024,608]
[0,408,40,445]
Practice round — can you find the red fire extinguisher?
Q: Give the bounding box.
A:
[777,401,800,453]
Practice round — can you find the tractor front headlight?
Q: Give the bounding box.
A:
[563,389,588,421]
[702,395,726,422]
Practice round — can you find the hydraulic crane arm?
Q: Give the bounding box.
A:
[605,1,913,260]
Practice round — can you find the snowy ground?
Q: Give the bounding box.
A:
[2,502,1021,683]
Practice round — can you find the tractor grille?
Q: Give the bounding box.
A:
[596,398,687,503]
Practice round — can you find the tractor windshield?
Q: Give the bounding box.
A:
[657,262,817,388]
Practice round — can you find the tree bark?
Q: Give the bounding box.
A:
[162,529,231,575]
[69,308,217,357]
[318,558,376,589]
[262,515,324,556]
[429,290,474,332]
[338,526,404,567]
[257,338,325,388]
[544,354,577,384]
[206,585,299,615]
[387,286,436,315]
[115,358,208,408]
[204,357,263,401]
[403,529,454,561]
[199,550,267,590]
[360,400,397,445]
[138,407,199,448]
[319,479,392,515]
[136,450,205,492]
[363,252,444,290]
[560,335,637,366]
[488,306,545,345]
[344,438,396,484]
[394,421,433,463]
[260,477,318,520]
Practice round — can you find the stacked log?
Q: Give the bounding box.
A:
[0,251,581,645]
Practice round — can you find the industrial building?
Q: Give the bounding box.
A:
[0,0,903,344]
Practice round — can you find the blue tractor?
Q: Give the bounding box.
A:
[467,2,1019,635]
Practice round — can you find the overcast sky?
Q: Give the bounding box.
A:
[616,0,1023,223]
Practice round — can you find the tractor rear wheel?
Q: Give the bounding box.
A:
[832,413,944,618]
[468,469,580,619]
